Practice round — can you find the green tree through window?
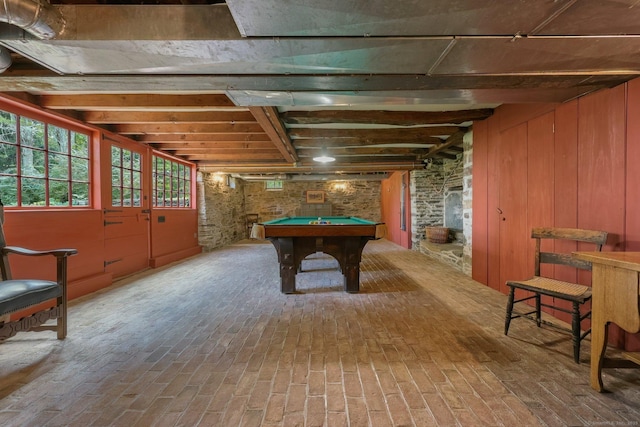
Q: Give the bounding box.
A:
[152,155,191,208]
[0,109,90,207]
[111,146,141,207]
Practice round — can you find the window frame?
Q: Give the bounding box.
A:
[0,106,93,209]
[265,180,284,191]
[110,144,143,208]
[151,153,193,209]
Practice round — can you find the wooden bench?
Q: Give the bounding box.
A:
[0,204,77,341]
[504,227,608,363]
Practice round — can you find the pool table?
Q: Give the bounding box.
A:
[251,216,386,293]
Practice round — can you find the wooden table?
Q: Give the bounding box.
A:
[573,251,640,392]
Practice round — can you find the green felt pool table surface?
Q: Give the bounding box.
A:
[262,216,377,226]
[257,216,386,238]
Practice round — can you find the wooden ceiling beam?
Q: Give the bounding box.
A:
[289,126,461,139]
[249,107,298,163]
[113,123,266,134]
[172,149,282,157]
[435,152,458,160]
[39,94,235,110]
[293,137,441,148]
[82,110,256,124]
[425,130,467,158]
[303,156,420,164]
[146,142,276,150]
[281,109,494,125]
[297,147,428,157]
[292,135,445,145]
[136,133,272,142]
[181,152,286,161]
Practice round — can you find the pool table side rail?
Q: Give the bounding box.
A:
[262,216,376,226]
[262,224,381,238]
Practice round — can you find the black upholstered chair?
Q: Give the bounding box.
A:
[0,201,77,341]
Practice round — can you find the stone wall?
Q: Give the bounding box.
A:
[461,130,473,276]
[410,157,464,244]
[244,180,382,223]
[196,174,382,250]
[197,172,247,251]
[411,130,473,275]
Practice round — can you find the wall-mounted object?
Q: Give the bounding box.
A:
[306,190,325,204]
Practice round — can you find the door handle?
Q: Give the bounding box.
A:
[496,208,503,214]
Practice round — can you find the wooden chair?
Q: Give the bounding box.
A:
[246,213,259,238]
[0,202,77,341]
[504,227,608,363]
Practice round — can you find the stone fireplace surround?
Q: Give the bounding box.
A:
[411,131,472,275]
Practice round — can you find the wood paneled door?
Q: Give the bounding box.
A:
[102,135,151,278]
[497,123,530,294]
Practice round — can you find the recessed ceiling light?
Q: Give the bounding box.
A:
[313,147,335,163]
[313,154,336,163]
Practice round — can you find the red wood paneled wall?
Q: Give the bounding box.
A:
[624,80,640,350]
[497,123,529,295]
[472,79,640,351]
[381,171,411,248]
[1,96,201,309]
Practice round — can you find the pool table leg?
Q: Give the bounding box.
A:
[276,238,297,294]
[344,264,360,293]
[343,237,362,293]
[280,265,297,293]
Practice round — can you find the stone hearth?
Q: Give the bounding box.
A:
[419,240,464,270]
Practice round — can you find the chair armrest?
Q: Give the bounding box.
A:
[2,246,78,258]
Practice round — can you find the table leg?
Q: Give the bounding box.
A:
[343,237,363,293]
[280,264,296,294]
[590,316,608,392]
[589,264,640,391]
[344,264,360,293]
[273,238,297,294]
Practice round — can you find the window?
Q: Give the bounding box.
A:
[0,110,90,207]
[111,146,142,207]
[152,155,191,207]
[265,180,283,190]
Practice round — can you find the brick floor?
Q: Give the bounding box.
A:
[0,239,639,426]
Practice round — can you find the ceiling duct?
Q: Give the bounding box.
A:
[0,0,65,73]
[0,0,65,39]
[0,46,11,73]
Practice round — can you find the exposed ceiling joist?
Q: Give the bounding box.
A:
[280,109,493,126]
[82,110,255,124]
[249,107,298,164]
[0,1,638,177]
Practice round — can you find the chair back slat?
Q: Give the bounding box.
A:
[532,227,608,245]
[533,227,608,276]
[539,252,593,270]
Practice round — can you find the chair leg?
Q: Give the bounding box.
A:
[535,293,541,327]
[571,301,581,363]
[504,286,515,335]
[56,295,66,340]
